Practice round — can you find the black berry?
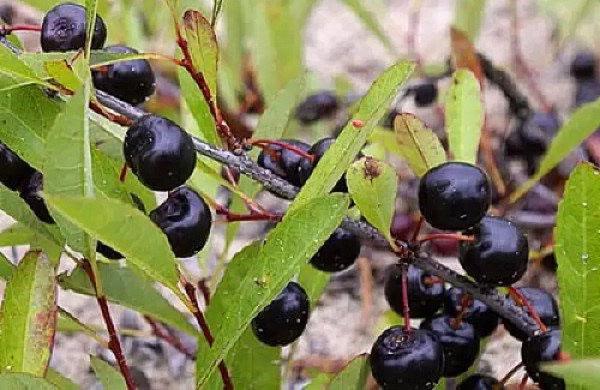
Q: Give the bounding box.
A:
[384,264,445,319]
[96,241,123,260]
[310,228,361,272]
[149,186,211,258]
[257,139,311,186]
[522,329,565,389]
[370,326,444,390]
[418,162,491,231]
[420,314,480,377]
[41,3,107,52]
[18,172,54,224]
[413,82,438,107]
[294,91,339,124]
[575,79,600,107]
[570,51,597,81]
[124,115,196,191]
[251,282,310,346]
[92,45,156,105]
[0,142,35,191]
[295,137,348,192]
[457,374,504,390]
[444,287,499,337]
[503,287,560,341]
[459,216,528,287]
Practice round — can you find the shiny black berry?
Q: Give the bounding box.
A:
[575,79,600,107]
[384,264,445,319]
[257,139,311,186]
[370,326,444,390]
[96,241,123,260]
[459,216,528,287]
[149,186,211,258]
[310,228,361,272]
[457,374,504,390]
[444,287,499,337]
[420,315,480,377]
[0,142,35,191]
[570,51,597,81]
[124,115,196,191]
[413,82,438,107]
[418,162,491,231]
[41,3,107,52]
[294,91,339,124]
[251,282,310,346]
[522,329,565,389]
[18,172,54,224]
[503,288,560,341]
[92,45,156,105]
[295,137,348,192]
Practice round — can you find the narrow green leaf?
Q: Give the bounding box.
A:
[47,196,181,294]
[329,354,370,390]
[545,359,600,389]
[453,0,487,40]
[0,251,57,377]
[0,222,61,262]
[392,113,446,176]
[0,86,62,170]
[340,0,395,54]
[347,157,398,246]
[59,262,196,335]
[45,369,78,390]
[178,68,217,144]
[90,356,126,390]
[196,194,349,386]
[0,373,56,389]
[0,252,13,280]
[555,163,600,358]
[45,85,94,254]
[0,45,55,91]
[298,264,330,308]
[84,0,100,57]
[511,98,600,202]
[290,61,414,211]
[252,75,307,149]
[445,69,483,164]
[182,10,218,95]
[57,307,102,341]
[44,61,82,91]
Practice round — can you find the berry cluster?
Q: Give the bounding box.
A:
[370,161,564,389]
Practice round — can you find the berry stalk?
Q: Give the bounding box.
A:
[0,24,42,34]
[400,263,412,331]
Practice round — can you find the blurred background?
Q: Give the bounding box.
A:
[1,0,599,388]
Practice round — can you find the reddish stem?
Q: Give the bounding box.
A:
[250,139,315,163]
[119,164,128,182]
[1,24,42,33]
[400,264,412,331]
[82,261,137,390]
[518,373,529,389]
[145,316,195,360]
[410,216,424,243]
[183,282,233,390]
[197,279,211,305]
[90,100,134,126]
[214,203,281,223]
[508,287,548,332]
[450,293,472,330]
[422,276,444,286]
[417,233,475,244]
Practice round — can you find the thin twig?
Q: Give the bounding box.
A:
[144,316,195,360]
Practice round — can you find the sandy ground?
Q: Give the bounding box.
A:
[1,0,576,388]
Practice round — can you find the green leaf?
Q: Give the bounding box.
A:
[445,69,483,164]
[252,75,307,147]
[298,264,330,307]
[59,262,196,335]
[347,157,398,246]
[57,307,102,341]
[511,98,600,202]
[545,359,600,389]
[182,10,218,95]
[0,373,56,389]
[45,85,94,254]
[46,196,181,294]
[392,113,446,176]
[196,194,349,386]
[0,45,55,91]
[290,61,414,211]
[0,85,62,170]
[178,68,217,144]
[555,163,600,358]
[0,252,14,280]
[84,0,100,57]
[90,356,126,390]
[340,0,395,54]
[329,354,370,390]
[44,61,82,91]
[0,251,57,377]
[45,369,78,390]
[453,0,487,40]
